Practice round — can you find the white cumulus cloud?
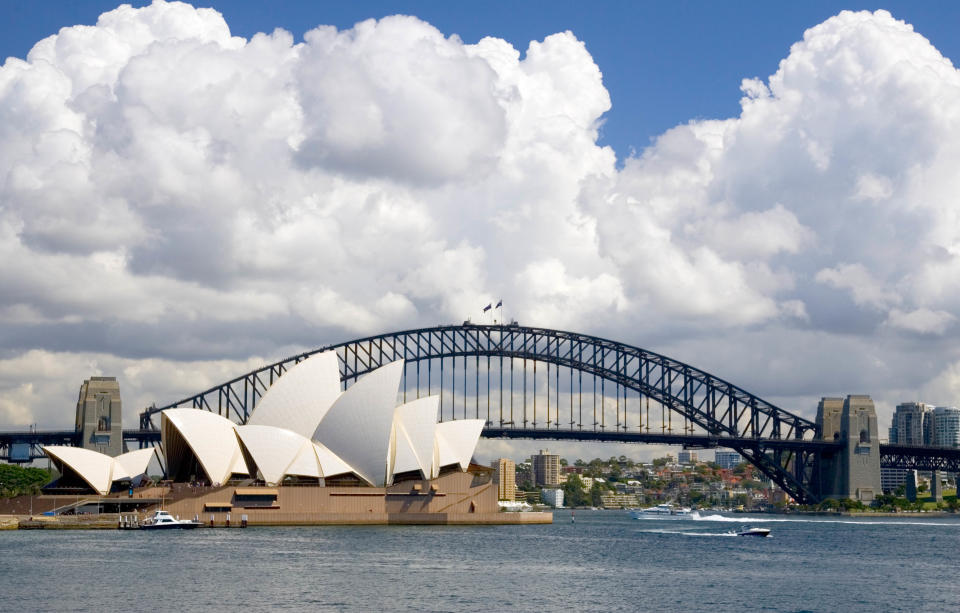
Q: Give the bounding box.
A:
[3,4,960,440]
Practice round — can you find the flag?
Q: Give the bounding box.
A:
[483,303,492,312]
[495,300,502,308]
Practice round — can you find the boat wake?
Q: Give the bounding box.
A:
[690,513,957,527]
[638,528,738,538]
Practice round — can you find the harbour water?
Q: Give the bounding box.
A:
[3,510,959,612]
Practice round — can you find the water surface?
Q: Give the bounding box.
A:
[2,511,958,612]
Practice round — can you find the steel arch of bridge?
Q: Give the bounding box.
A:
[140,324,821,502]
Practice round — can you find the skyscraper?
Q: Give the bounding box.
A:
[491,458,517,501]
[884,401,936,493]
[931,406,960,448]
[532,449,560,487]
[889,402,932,445]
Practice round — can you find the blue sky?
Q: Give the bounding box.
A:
[5,1,959,162]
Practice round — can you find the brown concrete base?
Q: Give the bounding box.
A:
[3,468,553,528]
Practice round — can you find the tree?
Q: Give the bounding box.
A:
[563,474,590,507]
[590,481,606,507]
[0,464,51,498]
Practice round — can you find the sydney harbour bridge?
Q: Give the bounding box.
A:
[3,323,960,504]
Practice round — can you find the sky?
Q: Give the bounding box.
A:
[3,1,960,463]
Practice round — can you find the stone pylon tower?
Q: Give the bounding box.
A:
[814,395,882,502]
[75,377,123,457]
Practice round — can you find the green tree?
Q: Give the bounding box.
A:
[0,464,51,498]
[563,474,590,507]
[590,481,607,507]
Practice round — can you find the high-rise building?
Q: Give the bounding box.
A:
[714,449,742,470]
[491,458,517,501]
[75,377,123,457]
[931,406,960,448]
[541,488,564,508]
[882,402,944,493]
[889,402,932,445]
[532,449,560,486]
[678,450,698,464]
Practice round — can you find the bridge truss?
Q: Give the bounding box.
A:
[880,444,960,472]
[141,324,824,503]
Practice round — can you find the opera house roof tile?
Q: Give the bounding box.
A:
[246,350,342,439]
[390,396,440,481]
[311,359,405,487]
[435,420,485,471]
[162,408,248,484]
[43,445,157,495]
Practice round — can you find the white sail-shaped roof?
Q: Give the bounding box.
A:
[390,396,440,481]
[312,360,404,487]
[235,425,323,485]
[435,420,485,471]
[285,443,324,480]
[247,350,342,439]
[312,441,356,480]
[42,446,159,495]
[161,409,248,484]
[43,446,114,495]
[113,448,158,481]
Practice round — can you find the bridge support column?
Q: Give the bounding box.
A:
[931,470,943,502]
[814,395,882,503]
[906,471,918,502]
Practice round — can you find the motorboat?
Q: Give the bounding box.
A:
[140,510,201,530]
[737,527,770,537]
[630,503,693,519]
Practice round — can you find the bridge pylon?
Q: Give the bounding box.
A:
[813,395,882,503]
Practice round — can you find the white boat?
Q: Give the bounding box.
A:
[737,527,770,537]
[140,510,201,530]
[630,503,693,519]
[498,500,533,512]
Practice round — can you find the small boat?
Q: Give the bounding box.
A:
[631,503,693,519]
[737,527,770,537]
[140,510,201,530]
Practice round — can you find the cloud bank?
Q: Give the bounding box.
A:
[2,3,960,440]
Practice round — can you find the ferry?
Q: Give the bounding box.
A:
[140,510,202,530]
[630,503,694,519]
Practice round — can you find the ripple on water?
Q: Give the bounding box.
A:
[2,512,960,611]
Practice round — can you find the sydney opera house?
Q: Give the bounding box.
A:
[40,353,549,525]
